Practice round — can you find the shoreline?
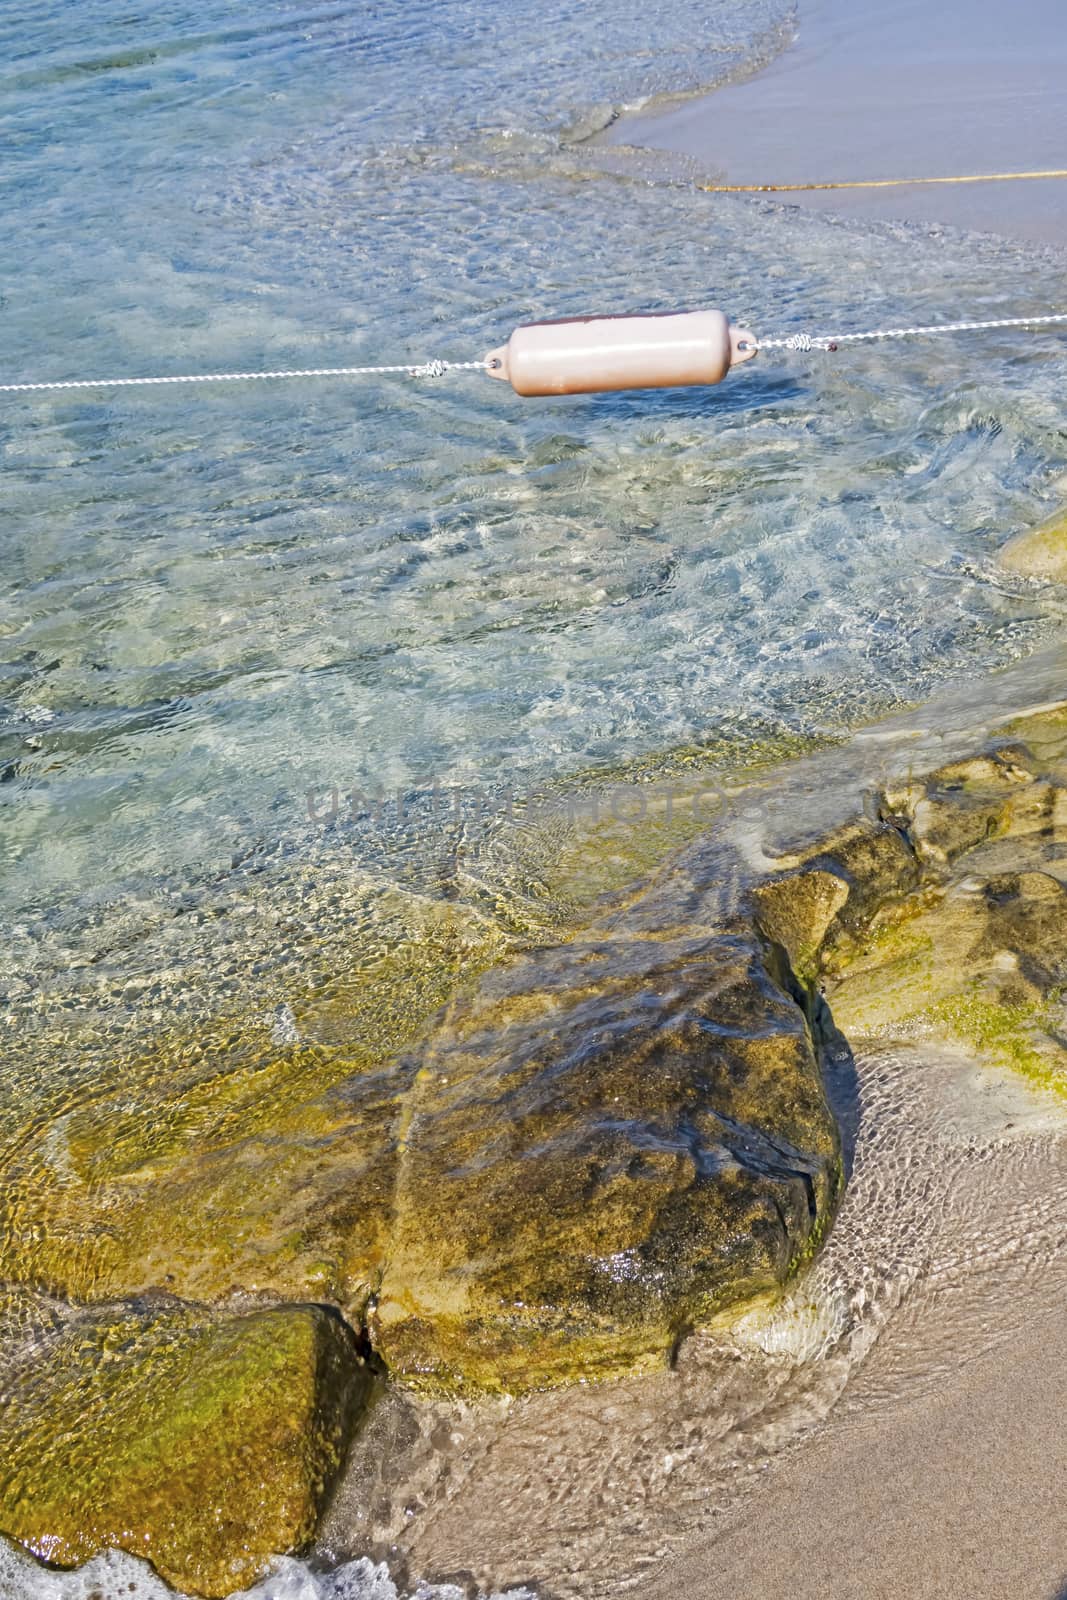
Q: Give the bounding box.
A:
[316,665,1067,1597]
[602,12,1067,1587]
[4,0,1067,1593]
[601,0,1067,245]
[646,1253,1067,1600]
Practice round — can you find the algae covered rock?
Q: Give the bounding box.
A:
[754,718,1067,1101]
[0,894,505,1316]
[0,1294,373,1597]
[372,931,842,1391]
[9,688,1067,1596]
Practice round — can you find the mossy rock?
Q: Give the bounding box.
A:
[372,932,841,1391]
[769,726,1067,1098]
[751,867,850,982]
[8,698,1067,1429]
[0,1038,410,1315]
[11,685,1067,1600]
[0,1296,374,1597]
[0,897,506,1313]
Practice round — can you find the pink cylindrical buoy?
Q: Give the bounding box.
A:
[484,308,757,396]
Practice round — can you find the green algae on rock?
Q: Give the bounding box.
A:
[365,696,1067,1396]
[748,706,1067,1102]
[372,930,842,1391]
[0,1296,373,1598]
[0,899,509,1313]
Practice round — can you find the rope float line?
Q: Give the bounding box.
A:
[754,312,1067,352]
[1,313,1066,399]
[0,357,485,394]
[699,167,1067,194]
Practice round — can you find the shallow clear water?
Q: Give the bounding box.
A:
[3,0,1067,1594]
[3,0,1067,944]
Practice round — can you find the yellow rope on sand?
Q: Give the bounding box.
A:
[701,168,1067,194]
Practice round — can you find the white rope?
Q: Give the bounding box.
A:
[0,356,487,395]
[2,311,1064,395]
[754,311,1067,353]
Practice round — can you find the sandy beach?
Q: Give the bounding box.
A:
[642,1103,1067,1600]
[604,0,1067,245]
[650,1303,1067,1600]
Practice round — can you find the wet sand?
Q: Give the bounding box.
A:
[604,0,1067,245]
[328,994,1067,1600]
[646,1246,1067,1599]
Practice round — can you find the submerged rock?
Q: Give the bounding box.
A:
[369,706,1067,1389]
[0,899,503,1314]
[374,932,842,1390]
[0,1295,373,1597]
[1000,506,1067,582]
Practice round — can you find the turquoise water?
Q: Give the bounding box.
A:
[2,1,1067,1593]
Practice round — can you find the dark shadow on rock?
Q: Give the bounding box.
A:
[813,990,862,1184]
[760,935,861,1185]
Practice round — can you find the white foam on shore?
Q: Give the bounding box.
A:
[0,1546,534,1600]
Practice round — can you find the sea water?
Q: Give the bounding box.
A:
[3,0,1067,932]
[2,1,1067,1595]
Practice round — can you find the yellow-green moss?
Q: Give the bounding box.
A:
[923,990,1067,1100]
[0,1301,372,1598]
[371,930,842,1392]
[1003,700,1067,765]
[0,906,513,1310]
[787,1153,845,1276]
